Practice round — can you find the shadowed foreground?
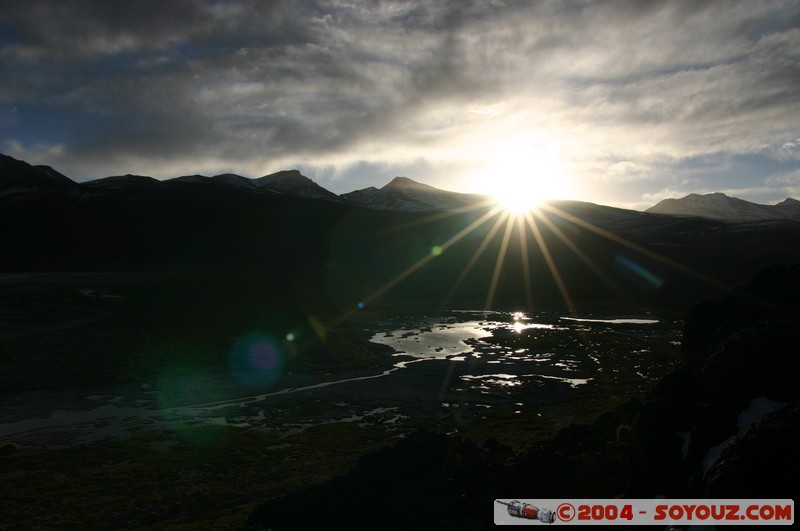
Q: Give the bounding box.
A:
[243,265,800,530]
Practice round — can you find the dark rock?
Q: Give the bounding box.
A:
[629,264,800,497]
[682,299,724,367]
[0,442,19,456]
[242,429,499,530]
[705,401,800,500]
[628,398,689,496]
[481,437,511,457]
[700,318,800,404]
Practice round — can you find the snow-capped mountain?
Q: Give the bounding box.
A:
[254,170,340,201]
[341,176,485,212]
[646,193,800,222]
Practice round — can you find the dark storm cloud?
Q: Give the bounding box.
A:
[1,0,488,175]
[0,0,328,170]
[0,0,798,206]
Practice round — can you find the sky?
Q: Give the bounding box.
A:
[1,0,799,209]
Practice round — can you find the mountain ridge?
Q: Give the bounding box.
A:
[3,153,799,218]
[340,175,486,212]
[0,153,78,195]
[646,192,800,222]
[3,153,800,307]
[0,154,483,212]
[254,169,340,201]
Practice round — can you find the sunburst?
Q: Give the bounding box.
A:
[474,135,571,215]
[334,162,730,323]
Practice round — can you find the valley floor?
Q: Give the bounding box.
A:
[0,272,683,529]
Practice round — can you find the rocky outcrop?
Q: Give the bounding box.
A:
[629,264,800,498]
[705,401,800,498]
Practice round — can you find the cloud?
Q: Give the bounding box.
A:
[467,101,506,117]
[602,161,656,182]
[776,138,800,160]
[642,188,693,204]
[0,0,798,206]
[4,139,64,163]
[765,169,800,198]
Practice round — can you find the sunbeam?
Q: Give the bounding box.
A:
[443,207,509,306]
[523,211,575,313]
[516,215,533,306]
[537,203,732,293]
[349,205,504,317]
[335,187,747,326]
[485,212,515,310]
[530,208,628,303]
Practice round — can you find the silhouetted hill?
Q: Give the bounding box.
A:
[0,153,77,194]
[82,174,160,190]
[2,153,800,309]
[79,167,338,200]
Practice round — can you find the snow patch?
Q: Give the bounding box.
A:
[680,431,692,459]
[736,396,786,431]
[701,396,787,475]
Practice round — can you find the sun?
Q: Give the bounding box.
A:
[473,136,571,214]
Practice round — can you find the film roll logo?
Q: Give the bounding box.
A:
[495,500,555,523]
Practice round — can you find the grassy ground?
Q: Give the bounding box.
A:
[0,386,670,530]
[0,422,400,530]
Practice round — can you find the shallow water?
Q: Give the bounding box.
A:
[0,309,681,449]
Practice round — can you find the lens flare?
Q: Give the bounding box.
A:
[228,332,284,389]
[615,255,664,290]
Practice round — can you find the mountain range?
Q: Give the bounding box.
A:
[0,153,481,212]
[3,153,798,221]
[2,152,800,307]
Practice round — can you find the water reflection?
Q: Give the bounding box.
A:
[461,374,524,388]
[369,311,558,358]
[560,317,659,324]
[370,321,491,358]
[366,309,680,400]
[0,309,679,449]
